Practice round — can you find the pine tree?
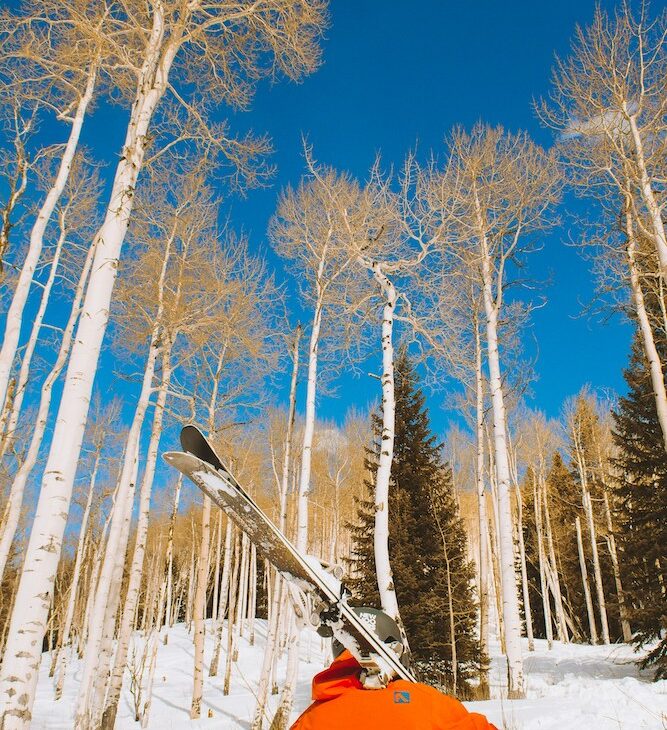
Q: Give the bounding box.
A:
[613,332,667,678]
[347,352,479,691]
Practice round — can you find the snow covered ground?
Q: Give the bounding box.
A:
[31,621,667,729]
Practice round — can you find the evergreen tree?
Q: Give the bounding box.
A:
[613,332,667,679]
[347,352,479,692]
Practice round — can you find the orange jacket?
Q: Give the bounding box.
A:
[290,651,498,730]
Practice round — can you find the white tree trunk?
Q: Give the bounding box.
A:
[281,325,301,537]
[0,13,181,722]
[190,495,212,719]
[540,469,568,643]
[253,327,301,727]
[515,487,534,652]
[209,518,233,676]
[602,491,631,642]
[474,319,490,695]
[0,214,66,460]
[532,471,553,649]
[625,203,667,452]
[626,113,667,276]
[575,515,598,643]
[164,475,183,634]
[583,489,610,644]
[371,264,401,621]
[297,299,323,553]
[0,232,96,581]
[571,423,610,645]
[480,244,525,697]
[102,348,173,728]
[54,452,100,699]
[75,342,160,726]
[77,214,176,726]
[0,64,96,416]
[211,513,222,622]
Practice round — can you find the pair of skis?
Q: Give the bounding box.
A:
[163,426,415,688]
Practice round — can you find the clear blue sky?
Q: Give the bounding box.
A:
[222,0,632,432]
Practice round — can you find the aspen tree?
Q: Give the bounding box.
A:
[53,400,121,699]
[432,124,561,697]
[100,167,215,727]
[575,515,598,643]
[253,329,301,730]
[0,3,106,416]
[271,170,362,555]
[507,431,534,652]
[567,394,611,645]
[1,6,326,725]
[269,169,363,726]
[0,95,34,274]
[0,159,100,460]
[0,162,100,580]
[592,412,632,642]
[541,5,667,451]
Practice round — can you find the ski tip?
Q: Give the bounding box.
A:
[163,450,190,466]
[180,423,201,450]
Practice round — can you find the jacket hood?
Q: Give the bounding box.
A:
[311,650,364,701]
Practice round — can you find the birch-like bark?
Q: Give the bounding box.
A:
[270,615,299,730]
[76,391,148,725]
[583,489,610,644]
[253,326,301,727]
[571,421,610,644]
[102,346,173,729]
[371,263,401,620]
[193,343,227,711]
[602,490,632,642]
[432,493,458,695]
[532,471,553,649]
[209,518,233,676]
[575,515,598,643]
[515,485,534,651]
[164,475,183,635]
[274,294,323,725]
[80,497,114,656]
[54,452,100,699]
[0,63,97,416]
[235,533,250,649]
[624,200,667,452]
[190,495,212,719]
[474,317,490,695]
[0,211,67,460]
[211,513,223,622]
[625,111,667,277]
[479,233,525,697]
[223,532,241,696]
[297,294,324,552]
[0,10,182,721]
[540,468,568,643]
[0,231,96,581]
[508,432,534,652]
[76,194,176,726]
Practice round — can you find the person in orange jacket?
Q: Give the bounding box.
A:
[291,607,498,730]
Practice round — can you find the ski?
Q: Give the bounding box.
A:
[164,425,415,687]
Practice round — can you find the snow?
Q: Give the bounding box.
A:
[31,623,667,728]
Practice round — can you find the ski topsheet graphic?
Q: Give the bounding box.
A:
[164,425,415,687]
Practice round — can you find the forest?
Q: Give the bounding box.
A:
[0,1,665,729]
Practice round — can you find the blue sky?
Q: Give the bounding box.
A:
[221,0,632,432]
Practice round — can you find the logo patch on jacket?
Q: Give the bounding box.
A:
[393,690,410,704]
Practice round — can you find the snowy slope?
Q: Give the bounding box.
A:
[31,622,667,729]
